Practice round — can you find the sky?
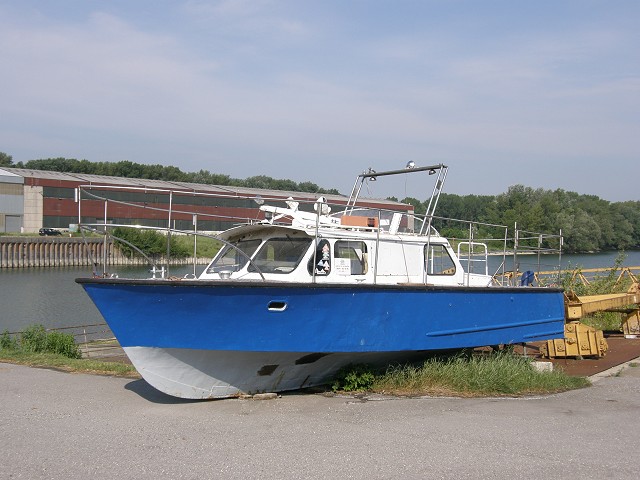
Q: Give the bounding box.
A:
[0,1,638,202]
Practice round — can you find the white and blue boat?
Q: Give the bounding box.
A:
[76,164,566,399]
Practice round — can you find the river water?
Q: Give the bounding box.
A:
[1,251,639,335]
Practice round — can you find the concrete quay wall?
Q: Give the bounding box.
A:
[0,236,148,268]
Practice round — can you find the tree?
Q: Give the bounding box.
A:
[400,197,426,215]
[112,227,190,259]
[19,156,344,195]
[0,152,14,167]
[12,155,640,252]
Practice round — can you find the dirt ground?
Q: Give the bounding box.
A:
[524,334,640,376]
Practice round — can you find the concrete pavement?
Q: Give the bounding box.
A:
[1,362,639,479]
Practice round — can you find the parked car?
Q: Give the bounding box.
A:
[39,228,62,236]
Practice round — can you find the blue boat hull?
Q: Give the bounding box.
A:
[77,278,566,398]
[78,279,565,351]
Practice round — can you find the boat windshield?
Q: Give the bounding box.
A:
[206,239,261,273]
[248,237,312,274]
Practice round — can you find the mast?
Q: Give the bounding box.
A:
[344,163,448,221]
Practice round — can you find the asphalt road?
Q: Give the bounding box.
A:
[2,362,639,480]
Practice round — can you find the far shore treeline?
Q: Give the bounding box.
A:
[1,153,639,253]
[0,154,340,195]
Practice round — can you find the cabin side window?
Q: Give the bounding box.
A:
[248,237,312,274]
[425,244,456,276]
[308,239,332,276]
[207,239,261,273]
[334,241,368,275]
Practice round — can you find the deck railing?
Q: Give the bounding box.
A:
[74,184,562,286]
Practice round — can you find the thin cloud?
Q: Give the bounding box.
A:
[182,0,311,37]
[0,2,638,201]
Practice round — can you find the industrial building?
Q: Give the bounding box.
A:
[0,167,411,234]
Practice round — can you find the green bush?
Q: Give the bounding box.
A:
[45,331,82,359]
[562,252,629,296]
[561,253,631,332]
[112,227,191,259]
[332,364,376,392]
[172,235,222,259]
[19,324,81,359]
[20,324,48,353]
[0,330,18,350]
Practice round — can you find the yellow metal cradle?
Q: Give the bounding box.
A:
[540,322,608,358]
[541,282,639,359]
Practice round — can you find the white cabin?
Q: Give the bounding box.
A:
[199,204,494,288]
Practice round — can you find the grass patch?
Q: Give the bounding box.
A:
[112,227,222,261]
[3,325,82,359]
[332,352,590,397]
[20,324,82,359]
[172,234,222,259]
[580,312,624,332]
[0,350,139,377]
[0,326,139,378]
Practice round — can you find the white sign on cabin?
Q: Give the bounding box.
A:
[334,258,351,276]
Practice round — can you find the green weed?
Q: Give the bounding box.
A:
[332,352,590,397]
[171,235,222,259]
[0,325,134,376]
[0,330,18,350]
[332,364,376,392]
[4,325,82,359]
[562,252,635,332]
[0,350,138,377]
